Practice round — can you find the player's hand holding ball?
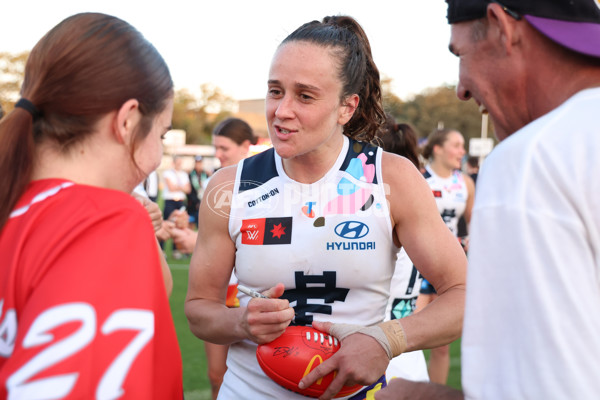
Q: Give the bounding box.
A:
[297,320,401,400]
[257,325,362,398]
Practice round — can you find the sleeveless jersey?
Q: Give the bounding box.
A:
[423,165,468,237]
[221,136,397,399]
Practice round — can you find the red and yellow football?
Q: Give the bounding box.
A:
[256,325,362,398]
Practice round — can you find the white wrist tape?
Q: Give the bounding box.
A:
[328,320,407,360]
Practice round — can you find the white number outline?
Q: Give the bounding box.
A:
[6,304,155,400]
[96,310,154,400]
[7,303,96,400]
[0,299,18,357]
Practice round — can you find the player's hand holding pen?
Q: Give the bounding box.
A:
[237,283,294,345]
[168,206,189,229]
[237,284,271,299]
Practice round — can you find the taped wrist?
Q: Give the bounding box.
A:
[327,320,407,360]
[375,320,407,359]
[328,323,363,341]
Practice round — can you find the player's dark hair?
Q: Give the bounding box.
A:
[0,12,173,229]
[213,117,258,146]
[281,15,385,142]
[378,114,420,169]
[422,128,455,160]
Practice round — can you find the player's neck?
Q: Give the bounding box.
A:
[31,136,135,193]
[429,160,453,179]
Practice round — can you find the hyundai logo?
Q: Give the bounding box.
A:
[334,221,369,239]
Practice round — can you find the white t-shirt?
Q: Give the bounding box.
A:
[145,170,159,198]
[161,169,189,201]
[462,88,600,399]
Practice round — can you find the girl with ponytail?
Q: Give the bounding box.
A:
[0,13,182,399]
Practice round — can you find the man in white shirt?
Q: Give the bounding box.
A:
[376,1,600,399]
[162,155,191,221]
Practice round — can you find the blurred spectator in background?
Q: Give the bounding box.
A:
[162,154,191,222]
[465,156,479,185]
[187,155,210,228]
[144,169,159,202]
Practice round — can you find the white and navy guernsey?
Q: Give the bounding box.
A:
[220,135,397,399]
[423,165,468,237]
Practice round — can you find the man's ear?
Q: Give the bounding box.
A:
[113,99,141,145]
[338,94,360,126]
[487,2,520,55]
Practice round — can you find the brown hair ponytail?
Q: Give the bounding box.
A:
[0,13,173,229]
[282,15,385,142]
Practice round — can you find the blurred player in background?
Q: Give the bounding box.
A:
[417,127,474,384]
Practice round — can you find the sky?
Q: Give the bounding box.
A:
[1,1,459,102]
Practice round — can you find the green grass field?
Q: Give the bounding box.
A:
[166,251,462,399]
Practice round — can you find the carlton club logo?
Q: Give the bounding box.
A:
[241,217,293,245]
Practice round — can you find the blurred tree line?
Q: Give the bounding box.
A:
[172,84,237,144]
[382,77,492,144]
[1,52,491,145]
[0,52,29,118]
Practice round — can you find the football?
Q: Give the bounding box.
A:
[256,325,362,398]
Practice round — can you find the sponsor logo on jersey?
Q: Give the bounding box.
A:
[432,190,442,198]
[241,217,292,245]
[247,187,280,208]
[326,242,376,251]
[334,221,369,239]
[327,221,374,251]
[303,355,325,385]
[302,201,317,218]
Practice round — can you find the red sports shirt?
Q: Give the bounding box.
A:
[0,179,183,399]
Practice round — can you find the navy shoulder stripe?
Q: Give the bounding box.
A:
[239,148,278,193]
[422,170,431,179]
[339,139,379,184]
